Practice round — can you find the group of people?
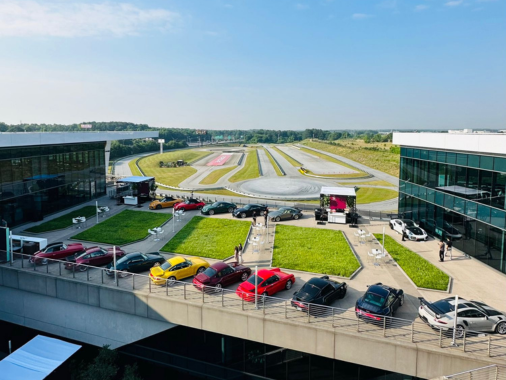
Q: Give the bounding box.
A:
[251,209,268,227]
[233,243,243,264]
[438,238,453,262]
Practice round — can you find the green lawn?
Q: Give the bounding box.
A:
[161,216,251,260]
[273,225,360,277]
[199,166,237,185]
[356,188,398,204]
[132,150,213,187]
[272,146,301,166]
[72,210,172,245]
[373,234,449,291]
[261,148,283,176]
[228,149,260,183]
[25,206,98,233]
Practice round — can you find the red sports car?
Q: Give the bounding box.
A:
[193,262,251,291]
[64,246,126,272]
[173,198,206,211]
[236,268,295,301]
[29,242,86,265]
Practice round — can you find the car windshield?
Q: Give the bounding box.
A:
[203,267,217,277]
[161,261,172,270]
[364,292,386,307]
[184,200,190,204]
[141,254,148,260]
[62,244,67,250]
[76,251,89,259]
[299,283,321,298]
[117,255,132,264]
[473,302,504,316]
[404,220,415,227]
[247,275,264,285]
[432,300,454,313]
[243,205,252,210]
[211,202,220,207]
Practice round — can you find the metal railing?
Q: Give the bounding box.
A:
[4,253,506,361]
[443,365,506,380]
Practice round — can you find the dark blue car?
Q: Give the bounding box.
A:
[355,283,404,320]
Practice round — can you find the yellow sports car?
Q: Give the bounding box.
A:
[149,256,210,285]
[149,196,183,210]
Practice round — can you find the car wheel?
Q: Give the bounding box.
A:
[241,272,249,281]
[294,214,300,220]
[399,294,404,306]
[455,325,465,339]
[78,265,87,272]
[166,276,176,287]
[197,205,203,210]
[285,280,292,290]
[214,283,222,292]
[119,270,130,278]
[156,204,162,210]
[41,258,48,265]
[389,223,393,230]
[241,213,247,218]
[496,321,506,335]
[262,291,269,297]
[209,210,215,215]
[228,207,234,213]
[275,216,281,222]
[197,266,206,274]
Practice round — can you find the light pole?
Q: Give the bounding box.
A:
[254,266,258,310]
[382,226,385,255]
[158,139,165,155]
[451,295,459,346]
[113,246,117,285]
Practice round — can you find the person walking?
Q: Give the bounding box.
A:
[238,243,243,264]
[401,229,406,241]
[233,246,239,263]
[252,212,257,227]
[438,239,446,262]
[264,210,268,227]
[446,238,453,260]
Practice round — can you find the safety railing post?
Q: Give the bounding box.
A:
[202,287,205,303]
[285,301,287,319]
[166,281,169,296]
[495,365,499,380]
[132,274,135,290]
[21,255,24,268]
[149,279,151,293]
[383,317,387,337]
[33,259,36,271]
[101,269,104,284]
[463,330,466,352]
[332,308,335,328]
[46,262,49,274]
[72,264,75,278]
[488,335,491,357]
[439,328,443,348]
[184,283,187,300]
[263,295,266,315]
[307,305,310,323]
[242,297,244,311]
[221,289,224,307]
[411,323,414,343]
[87,268,89,281]
[59,261,61,276]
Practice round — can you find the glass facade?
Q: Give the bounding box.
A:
[399,147,506,274]
[0,142,106,227]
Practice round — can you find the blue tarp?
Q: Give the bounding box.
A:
[0,335,81,380]
[118,176,154,183]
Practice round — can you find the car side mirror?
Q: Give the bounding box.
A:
[293,291,297,295]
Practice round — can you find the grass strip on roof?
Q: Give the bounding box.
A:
[373,234,449,291]
[25,206,98,233]
[72,209,172,245]
[273,225,359,277]
[161,216,251,260]
[228,149,260,183]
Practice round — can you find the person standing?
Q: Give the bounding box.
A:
[252,211,257,227]
[264,210,268,227]
[238,243,243,264]
[234,246,239,263]
[438,239,446,262]
[446,238,453,260]
[401,229,406,241]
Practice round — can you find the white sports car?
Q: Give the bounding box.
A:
[389,219,428,241]
[418,297,506,338]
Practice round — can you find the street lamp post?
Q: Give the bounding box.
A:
[158,139,165,155]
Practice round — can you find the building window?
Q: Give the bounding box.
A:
[468,154,480,168]
[457,153,468,166]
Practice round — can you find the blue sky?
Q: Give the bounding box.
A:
[0,0,504,130]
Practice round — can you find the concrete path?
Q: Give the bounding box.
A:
[257,148,276,177]
[298,144,399,186]
[113,152,155,177]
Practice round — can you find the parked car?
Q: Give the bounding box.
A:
[314,208,328,221]
[29,242,86,265]
[149,196,183,210]
[149,256,210,285]
[201,202,237,216]
[355,283,404,320]
[232,204,268,218]
[419,218,462,240]
[291,276,347,313]
[269,207,303,222]
[418,297,506,337]
[174,199,206,211]
[389,219,428,241]
[193,261,251,290]
[236,268,295,301]
[105,252,165,277]
[64,246,126,271]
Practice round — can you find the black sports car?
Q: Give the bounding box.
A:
[291,276,347,313]
[105,252,165,277]
[355,283,404,320]
[232,204,268,218]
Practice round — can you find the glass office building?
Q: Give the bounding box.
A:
[394,132,506,274]
[0,131,158,228]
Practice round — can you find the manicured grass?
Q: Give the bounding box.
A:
[228,149,260,183]
[261,147,283,176]
[303,140,400,177]
[72,210,172,245]
[133,150,213,187]
[338,180,395,187]
[25,206,99,233]
[356,187,398,204]
[272,146,301,166]
[273,225,359,277]
[373,234,449,291]
[161,216,251,260]
[199,166,237,185]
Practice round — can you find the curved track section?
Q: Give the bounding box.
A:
[236,177,328,199]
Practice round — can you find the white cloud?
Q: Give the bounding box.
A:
[295,3,309,10]
[352,13,374,20]
[0,0,180,37]
[445,0,464,6]
[414,4,429,11]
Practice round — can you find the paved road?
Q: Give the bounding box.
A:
[297,144,399,187]
[265,146,301,177]
[113,152,157,177]
[257,148,276,177]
